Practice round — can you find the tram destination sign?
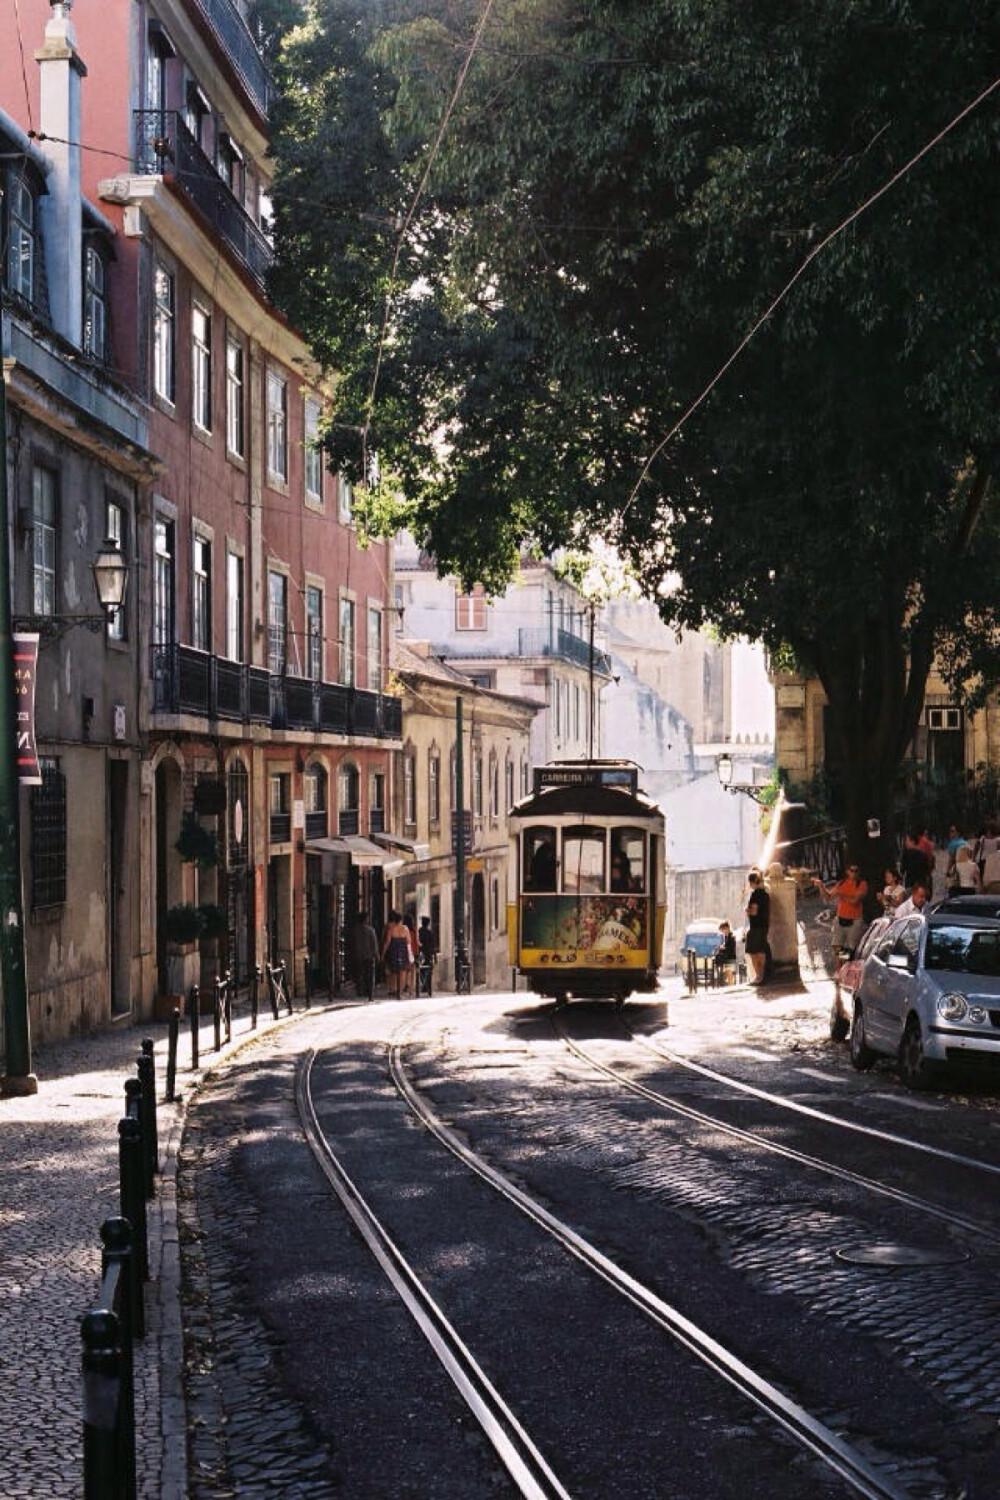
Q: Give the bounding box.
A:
[534,764,638,795]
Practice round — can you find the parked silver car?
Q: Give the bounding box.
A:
[851,911,1000,1087]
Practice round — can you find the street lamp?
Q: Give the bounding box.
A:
[716,752,769,805]
[91,536,128,621]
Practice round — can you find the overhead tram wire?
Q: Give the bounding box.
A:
[624,69,1000,517]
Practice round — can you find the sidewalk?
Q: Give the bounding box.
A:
[0,1000,296,1500]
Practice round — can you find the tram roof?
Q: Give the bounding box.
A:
[510,782,662,820]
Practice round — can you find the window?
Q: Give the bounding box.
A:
[153,516,175,643]
[369,770,385,833]
[428,753,441,824]
[217,133,244,199]
[266,370,287,480]
[192,535,211,651]
[455,584,487,630]
[489,754,499,820]
[83,247,107,360]
[31,758,67,909]
[153,262,175,402]
[228,757,249,866]
[303,762,327,839]
[6,174,35,303]
[394,582,406,633]
[225,336,244,457]
[338,596,355,687]
[226,550,244,660]
[491,874,501,934]
[338,762,359,835]
[304,397,322,501]
[268,772,291,843]
[106,498,126,642]
[366,605,381,691]
[403,754,416,826]
[267,570,287,675]
[192,303,212,431]
[337,473,352,523]
[305,585,323,681]
[31,466,57,618]
[472,750,483,817]
[562,826,605,894]
[505,757,514,813]
[184,81,212,155]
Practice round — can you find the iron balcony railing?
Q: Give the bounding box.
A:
[190,0,272,119]
[150,644,402,740]
[517,625,613,676]
[134,111,272,290]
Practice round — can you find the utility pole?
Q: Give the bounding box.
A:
[453,695,466,987]
[587,603,596,761]
[0,338,37,1096]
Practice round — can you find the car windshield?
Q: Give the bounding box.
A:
[925,924,1000,976]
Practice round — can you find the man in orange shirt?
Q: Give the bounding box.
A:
[814,862,868,968]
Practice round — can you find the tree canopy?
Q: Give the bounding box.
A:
[267,0,1000,852]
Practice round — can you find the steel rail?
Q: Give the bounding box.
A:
[627,1024,1000,1178]
[295,1049,573,1500]
[554,1022,999,1244]
[389,1017,913,1500]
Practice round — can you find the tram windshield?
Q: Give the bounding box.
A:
[610,827,646,892]
[562,826,605,894]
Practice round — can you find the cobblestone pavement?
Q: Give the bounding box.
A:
[0,1001,306,1500]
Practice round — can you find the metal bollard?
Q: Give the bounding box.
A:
[137,1043,158,1189]
[222,970,232,1045]
[251,965,261,1029]
[212,975,222,1053]
[118,1115,148,1283]
[165,1007,180,1102]
[189,984,200,1070]
[123,1077,153,1203]
[280,959,292,1014]
[101,1213,141,1347]
[82,1308,134,1500]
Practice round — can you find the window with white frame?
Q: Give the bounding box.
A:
[305,585,323,681]
[268,569,287,675]
[83,247,107,360]
[366,605,381,691]
[304,397,322,502]
[225,336,244,457]
[106,498,126,641]
[226,549,244,661]
[6,174,35,303]
[192,535,211,651]
[403,753,416,826]
[337,473,353,523]
[489,754,499,820]
[192,302,212,431]
[152,262,175,402]
[455,584,487,630]
[31,465,57,617]
[153,516,175,644]
[338,596,355,687]
[266,370,287,481]
[472,750,483,817]
[428,753,441,824]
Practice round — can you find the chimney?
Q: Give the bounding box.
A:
[35,1,87,345]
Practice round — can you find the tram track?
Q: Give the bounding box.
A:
[549,1017,1000,1246]
[349,1007,921,1500]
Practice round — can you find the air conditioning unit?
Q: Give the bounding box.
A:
[927,707,961,731]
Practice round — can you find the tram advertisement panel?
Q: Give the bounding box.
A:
[519,894,649,968]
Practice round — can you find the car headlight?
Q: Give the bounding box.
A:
[936,992,968,1022]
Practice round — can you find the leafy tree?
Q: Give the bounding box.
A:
[267,0,1000,859]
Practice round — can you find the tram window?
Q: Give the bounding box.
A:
[562,826,604,894]
[525,827,557,891]
[611,827,646,891]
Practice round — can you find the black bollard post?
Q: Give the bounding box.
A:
[223,970,232,1043]
[81,1309,125,1500]
[251,965,260,1029]
[189,984,200,1070]
[124,1077,153,1203]
[165,1008,180,1102]
[118,1115,148,1282]
[99,1219,138,1498]
[212,975,222,1053]
[280,958,292,1014]
[137,1044,158,1189]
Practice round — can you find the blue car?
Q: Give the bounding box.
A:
[851,910,1000,1087]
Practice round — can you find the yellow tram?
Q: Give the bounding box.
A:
[507,760,666,1005]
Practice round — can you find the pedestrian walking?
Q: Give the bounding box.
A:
[349,910,379,1001]
[813,861,868,967]
[417,915,437,993]
[381,911,413,1000]
[744,869,770,985]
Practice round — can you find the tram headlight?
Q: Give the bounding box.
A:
[936,992,967,1022]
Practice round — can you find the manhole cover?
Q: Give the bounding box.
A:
[835,1242,969,1268]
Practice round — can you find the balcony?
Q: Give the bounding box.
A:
[190,0,273,120]
[517,626,613,676]
[150,644,402,739]
[134,111,272,290]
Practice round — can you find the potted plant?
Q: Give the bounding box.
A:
[163,902,205,945]
[175,812,219,868]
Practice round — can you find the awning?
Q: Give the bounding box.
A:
[305,836,404,882]
[372,832,431,862]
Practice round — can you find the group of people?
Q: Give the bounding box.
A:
[349,909,438,1001]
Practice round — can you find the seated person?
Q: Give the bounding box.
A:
[610,855,632,891]
[714,921,737,977]
[528,836,557,891]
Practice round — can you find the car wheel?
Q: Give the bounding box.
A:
[898,1015,934,1090]
[829,992,850,1043]
[849,1000,876,1070]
